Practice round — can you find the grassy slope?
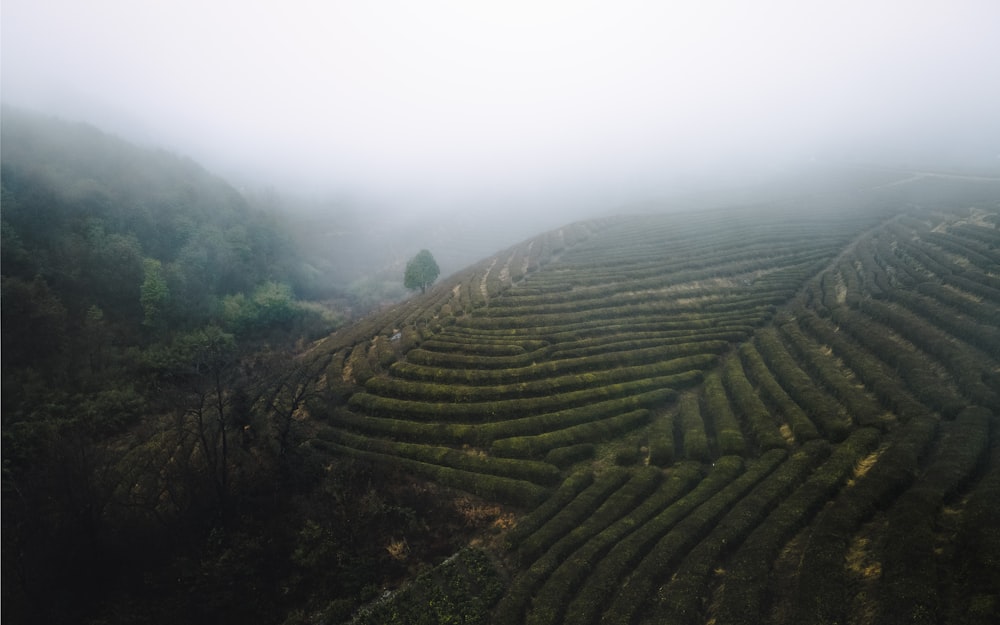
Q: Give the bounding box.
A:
[301,172,1000,625]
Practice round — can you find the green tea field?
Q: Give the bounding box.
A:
[304,173,1000,625]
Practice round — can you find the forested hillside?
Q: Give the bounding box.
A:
[0,109,388,624]
[298,172,1000,624]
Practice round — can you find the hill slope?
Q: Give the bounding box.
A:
[300,173,1000,625]
[1,109,346,624]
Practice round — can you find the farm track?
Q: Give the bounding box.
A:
[312,177,1000,624]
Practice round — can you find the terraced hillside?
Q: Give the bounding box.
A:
[302,173,1000,625]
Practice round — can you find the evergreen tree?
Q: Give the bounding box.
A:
[404,249,440,294]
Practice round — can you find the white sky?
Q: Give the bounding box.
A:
[3,0,1000,204]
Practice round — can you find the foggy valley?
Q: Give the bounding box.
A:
[3,2,1000,625]
[4,0,998,292]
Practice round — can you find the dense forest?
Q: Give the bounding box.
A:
[3,108,1000,625]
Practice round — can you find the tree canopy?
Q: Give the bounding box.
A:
[404,249,440,293]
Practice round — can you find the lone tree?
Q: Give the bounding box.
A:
[404,249,440,294]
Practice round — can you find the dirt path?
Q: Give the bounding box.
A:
[480,257,497,303]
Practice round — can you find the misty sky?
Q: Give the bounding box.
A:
[3,0,1000,207]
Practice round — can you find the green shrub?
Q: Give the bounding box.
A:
[926,231,997,272]
[317,427,562,486]
[367,365,701,407]
[530,463,702,625]
[797,311,926,421]
[831,307,965,417]
[348,548,504,625]
[514,468,632,566]
[647,410,676,467]
[497,468,660,625]
[858,298,999,410]
[713,427,881,625]
[562,456,745,625]
[652,440,830,625]
[520,467,666,625]
[335,390,674,448]
[878,406,992,625]
[503,470,594,552]
[731,345,800,446]
[491,409,654,459]
[544,444,595,468]
[392,345,719,386]
[777,317,884,428]
[754,328,851,440]
[601,450,786,625]
[702,370,746,456]
[677,393,710,462]
[791,412,938,624]
[739,342,819,443]
[311,440,549,508]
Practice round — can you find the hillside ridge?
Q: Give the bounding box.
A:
[297,174,1000,624]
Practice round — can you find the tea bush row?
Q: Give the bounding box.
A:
[776,317,884,428]
[528,463,702,623]
[503,470,595,552]
[878,406,992,625]
[543,443,596,468]
[940,270,1000,304]
[739,342,819,443]
[524,467,697,625]
[914,281,1000,326]
[316,426,561,486]
[857,298,999,409]
[731,344,805,446]
[790,411,939,624]
[547,329,747,360]
[797,311,927,421]
[561,456,745,625]
[309,439,549,508]
[926,231,999,272]
[702,369,747,456]
[753,327,851,440]
[711,427,882,625]
[600,449,787,625]
[894,236,957,279]
[948,222,1000,249]
[453,307,763,340]
[417,338,533,356]
[513,468,633,567]
[490,408,654,458]
[947,412,1000,625]
[389,347,719,386]
[456,299,759,330]
[647,409,677,467]
[854,236,890,297]
[498,468,663,625]
[653,439,831,625]
[402,344,550,369]
[829,307,966,417]
[353,369,699,421]
[334,389,675,447]
[677,392,710,462]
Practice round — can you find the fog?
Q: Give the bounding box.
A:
[4,0,1000,231]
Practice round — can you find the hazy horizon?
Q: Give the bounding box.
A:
[4,1,1000,215]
